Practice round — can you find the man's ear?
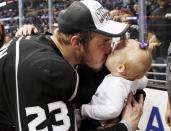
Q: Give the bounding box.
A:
[70,35,80,48]
[117,64,125,73]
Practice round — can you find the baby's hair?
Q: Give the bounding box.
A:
[113,39,153,80]
[126,37,160,80]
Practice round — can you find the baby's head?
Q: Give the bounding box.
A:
[105,39,155,80]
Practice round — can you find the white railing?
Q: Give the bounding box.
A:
[147,63,167,89]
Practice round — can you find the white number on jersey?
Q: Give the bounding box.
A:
[25,101,70,131]
[0,45,9,59]
[25,106,47,131]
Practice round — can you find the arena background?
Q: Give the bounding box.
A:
[0,0,171,130]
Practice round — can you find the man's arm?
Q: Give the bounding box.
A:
[87,123,128,131]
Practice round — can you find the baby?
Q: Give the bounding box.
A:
[80,39,158,129]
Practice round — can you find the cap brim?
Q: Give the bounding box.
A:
[96,20,129,37]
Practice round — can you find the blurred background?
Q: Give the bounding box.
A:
[1,0,171,90]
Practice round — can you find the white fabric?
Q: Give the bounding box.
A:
[81,75,148,121]
[81,0,128,36]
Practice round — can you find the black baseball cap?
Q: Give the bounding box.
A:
[58,0,129,37]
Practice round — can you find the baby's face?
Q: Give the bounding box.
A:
[105,51,117,73]
[105,39,150,78]
[105,41,126,72]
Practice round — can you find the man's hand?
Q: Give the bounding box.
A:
[15,24,38,37]
[122,93,144,131]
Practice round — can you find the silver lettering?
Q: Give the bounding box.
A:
[0,47,8,59]
[95,7,110,23]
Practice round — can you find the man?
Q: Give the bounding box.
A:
[0,1,144,131]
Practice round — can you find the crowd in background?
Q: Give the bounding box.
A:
[0,0,171,72]
[0,0,161,35]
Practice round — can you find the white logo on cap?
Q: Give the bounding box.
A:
[95,7,110,23]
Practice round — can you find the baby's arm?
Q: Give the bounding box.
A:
[81,86,126,121]
[131,76,147,102]
[131,76,148,94]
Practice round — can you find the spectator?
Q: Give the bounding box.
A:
[149,0,171,60]
[148,0,171,80]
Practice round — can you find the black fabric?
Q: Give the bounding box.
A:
[0,35,77,131]
[89,123,128,131]
[79,118,128,131]
[80,118,101,131]
[58,1,95,34]
[0,124,15,131]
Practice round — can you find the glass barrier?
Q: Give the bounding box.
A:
[0,0,171,89]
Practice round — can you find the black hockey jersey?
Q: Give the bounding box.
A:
[0,35,79,131]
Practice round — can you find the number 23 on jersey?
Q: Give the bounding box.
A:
[25,101,71,131]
